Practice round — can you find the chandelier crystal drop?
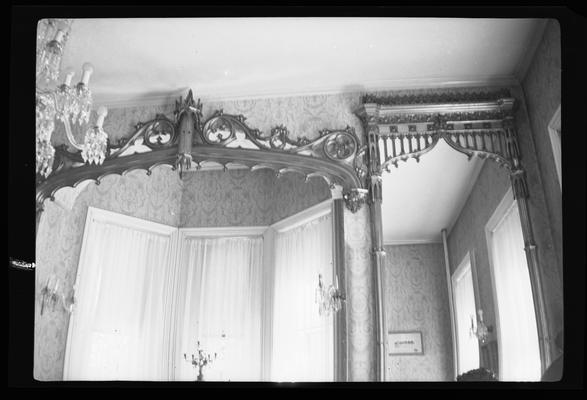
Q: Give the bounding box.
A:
[36,137,55,178]
[81,107,109,165]
[36,19,108,179]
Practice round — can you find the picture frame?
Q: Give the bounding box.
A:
[387,331,424,355]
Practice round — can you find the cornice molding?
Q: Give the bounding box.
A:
[92,76,519,110]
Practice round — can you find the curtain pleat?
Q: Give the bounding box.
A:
[270,213,334,382]
[173,236,264,381]
[65,221,175,381]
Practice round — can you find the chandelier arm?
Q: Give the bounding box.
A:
[62,116,84,151]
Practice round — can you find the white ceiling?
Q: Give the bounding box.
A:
[59,17,544,106]
[381,141,486,244]
[56,17,541,243]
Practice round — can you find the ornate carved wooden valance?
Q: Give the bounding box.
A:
[36,89,367,219]
[355,88,528,201]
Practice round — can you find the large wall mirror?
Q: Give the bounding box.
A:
[358,91,558,382]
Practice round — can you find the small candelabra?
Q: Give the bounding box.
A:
[470,309,490,344]
[184,341,217,381]
[315,273,345,316]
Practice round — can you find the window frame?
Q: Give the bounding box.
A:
[451,251,481,376]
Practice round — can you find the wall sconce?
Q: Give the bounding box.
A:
[315,273,345,316]
[40,276,74,315]
[470,309,491,344]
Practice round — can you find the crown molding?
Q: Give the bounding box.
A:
[92,75,520,110]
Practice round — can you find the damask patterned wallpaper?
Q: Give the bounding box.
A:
[344,206,376,381]
[383,244,453,381]
[180,168,330,228]
[521,20,562,286]
[511,83,563,359]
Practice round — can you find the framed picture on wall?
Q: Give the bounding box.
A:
[388,331,424,355]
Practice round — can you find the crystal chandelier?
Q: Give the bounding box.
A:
[315,273,345,316]
[36,19,108,178]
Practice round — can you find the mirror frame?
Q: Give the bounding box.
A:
[355,88,552,379]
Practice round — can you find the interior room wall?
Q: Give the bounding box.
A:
[520,19,562,285]
[382,243,453,381]
[447,160,511,374]
[179,169,330,228]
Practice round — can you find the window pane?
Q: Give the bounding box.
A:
[453,260,480,375]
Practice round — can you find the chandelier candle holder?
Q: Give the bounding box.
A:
[184,340,217,382]
[315,273,345,316]
[470,309,490,344]
[36,19,107,178]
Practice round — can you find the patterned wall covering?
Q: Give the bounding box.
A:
[383,244,453,381]
[343,206,376,381]
[180,169,331,228]
[511,83,563,356]
[521,20,563,289]
[447,160,510,349]
[34,166,183,381]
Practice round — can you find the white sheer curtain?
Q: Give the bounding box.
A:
[490,202,541,381]
[452,259,480,375]
[173,236,264,381]
[64,218,177,381]
[271,213,334,382]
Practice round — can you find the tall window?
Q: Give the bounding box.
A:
[452,254,480,375]
[64,205,336,381]
[271,211,334,381]
[487,191,541,381]
[64,208,178,381]
[174,234,264,381]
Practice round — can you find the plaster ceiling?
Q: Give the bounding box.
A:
[59,17,544,106]
[381,140,487,244]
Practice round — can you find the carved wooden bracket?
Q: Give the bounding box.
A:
[36,89,367,215]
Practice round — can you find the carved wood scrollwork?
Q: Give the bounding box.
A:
[356,93,522,180]
[36,89,367,217]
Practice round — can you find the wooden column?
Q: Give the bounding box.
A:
[331,185,348,381]
[365,115,386,382]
